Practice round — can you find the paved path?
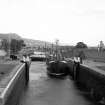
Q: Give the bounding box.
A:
[19,62,95,105]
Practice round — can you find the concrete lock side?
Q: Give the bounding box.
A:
[68,60,105,102]
[0,62,29,105]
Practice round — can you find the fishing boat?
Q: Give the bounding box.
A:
[30,51,46,61]
[46,40,69,77]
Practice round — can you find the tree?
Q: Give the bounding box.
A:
[1,39,9,52]
[75,42,87,48]
[78,50,86,59]
[10,39,25,54]
[1,38,25,55]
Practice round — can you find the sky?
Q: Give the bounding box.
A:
[0,0,105,46]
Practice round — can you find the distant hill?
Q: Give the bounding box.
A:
[0,33,53,48]
[23,38,52,47]
[0,33,21,40]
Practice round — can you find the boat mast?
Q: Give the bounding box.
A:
[55,39,59,61]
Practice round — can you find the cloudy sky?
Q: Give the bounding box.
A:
[0,0,105,46]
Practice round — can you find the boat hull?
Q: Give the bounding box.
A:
[47,61,69,77]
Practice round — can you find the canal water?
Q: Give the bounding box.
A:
[19,62,96,105]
